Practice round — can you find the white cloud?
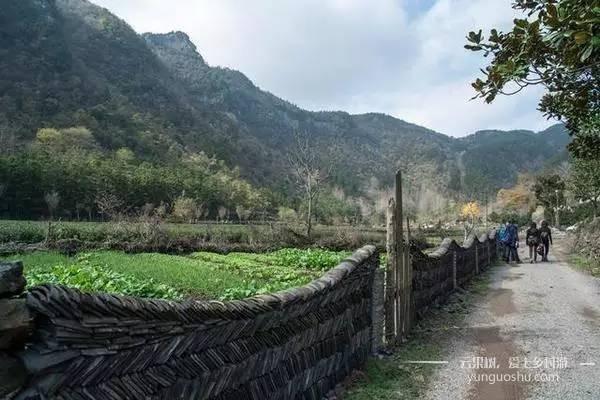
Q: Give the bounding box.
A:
[92,0,554,136]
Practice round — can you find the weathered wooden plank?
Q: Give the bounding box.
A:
[385,198,397,343]
[395,170,404,343]
[405,216,413,335]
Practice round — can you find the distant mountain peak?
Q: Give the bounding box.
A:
[143,31,207,67]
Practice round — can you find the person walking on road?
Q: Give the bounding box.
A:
[498,222,510,262]
[526,222,541,263]
[539,220,553,262]
[507,220,521,264]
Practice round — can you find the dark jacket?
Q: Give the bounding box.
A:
[526,228,540,246]
[539,226,552,244]
[507,224,519,246]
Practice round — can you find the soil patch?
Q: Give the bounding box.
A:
[488,288,517,317]
[468,326,528,400]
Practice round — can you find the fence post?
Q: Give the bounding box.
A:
[370,268,385,354]
[405,216,413,336]
[395,170,404,342]
[385,199,397,344]
[487,240,491,267]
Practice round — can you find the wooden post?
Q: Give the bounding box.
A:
[370,268,385,354]
[395,170,404,342]
[385,198,397,343]
[405,216,412,336]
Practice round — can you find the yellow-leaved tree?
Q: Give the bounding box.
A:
[460,201,481,241]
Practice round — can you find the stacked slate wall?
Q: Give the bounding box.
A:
[411,231,497,318]
[2,246,382,400]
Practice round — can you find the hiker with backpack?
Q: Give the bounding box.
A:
[507,220,521,264]
[497,222,510,262]
[525,222,541,263]
[539,220,553,262]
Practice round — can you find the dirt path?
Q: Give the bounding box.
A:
[424,233,600,400]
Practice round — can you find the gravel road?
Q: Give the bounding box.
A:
[423,233,600,400]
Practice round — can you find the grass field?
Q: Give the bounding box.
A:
[9,248,351,300]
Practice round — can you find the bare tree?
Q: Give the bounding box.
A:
[155,202,168,219]
[288,131,333,239]
[141,203,155,218]
[236,205,251,223]
[44,191,60,220]
[95,191,124,221]
[217,206,228,222]
[195,202,207,222]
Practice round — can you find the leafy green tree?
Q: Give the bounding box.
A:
[115,148,136,163]
[35,127,97,152]
[570,158,600,217]
[277,207,298,223]
[36,128,61,146]
[533,174,566,224]
[466,0,599,157]
[1,124,273,220]
[313,192,360,225]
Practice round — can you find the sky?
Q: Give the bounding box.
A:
[93,0,556,137]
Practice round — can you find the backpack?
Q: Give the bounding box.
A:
[527,229,539,246]
[536,243,544,255]
[499,226,509,243]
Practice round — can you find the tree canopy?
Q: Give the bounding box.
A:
[533,174,566,210]
[466,0,599,158]
[569,157,600,217]
[0,128,270,221]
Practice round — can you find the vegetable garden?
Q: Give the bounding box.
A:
[9,248,351,301]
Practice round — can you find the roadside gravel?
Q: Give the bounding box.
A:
[424,233,600,400]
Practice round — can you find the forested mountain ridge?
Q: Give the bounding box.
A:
[144,30,570,195]
[457,124,571,193]
[0,0,570,204]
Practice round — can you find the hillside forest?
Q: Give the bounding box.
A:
[0,0,595,235]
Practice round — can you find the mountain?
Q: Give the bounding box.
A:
[0,0,570,201]
[458,125,570,194]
